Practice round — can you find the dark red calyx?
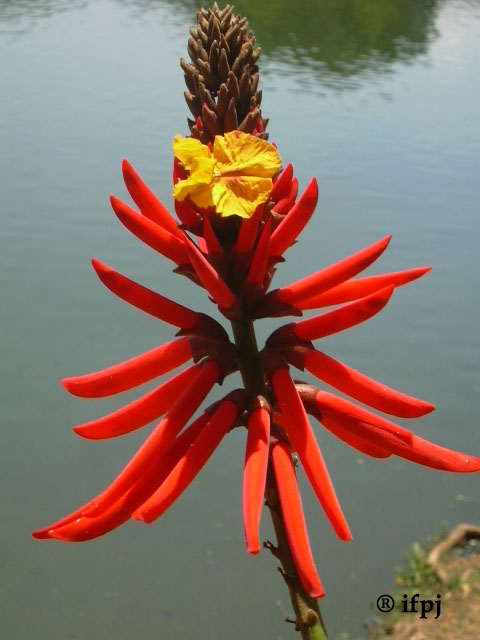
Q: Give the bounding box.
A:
[251,289,302,320]
[176,312,230,344]
[271,339,313,371]
[265,323,298,348]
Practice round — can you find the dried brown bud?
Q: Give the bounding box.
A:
[180,4,268,143]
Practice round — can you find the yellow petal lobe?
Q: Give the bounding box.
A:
[212,177,273,219]
[173,135,211,172]
[213,131,281,178]
[173,156,215,202]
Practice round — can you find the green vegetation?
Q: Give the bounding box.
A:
[366,525,449,638]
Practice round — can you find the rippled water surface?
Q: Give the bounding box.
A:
[1,1,479,638]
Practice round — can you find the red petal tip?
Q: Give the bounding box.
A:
[31,530,51,540]
[61,378,73,393]
[91,257,102,272]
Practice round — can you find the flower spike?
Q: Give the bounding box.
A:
[133,390,247,524]
[243,398,271,554]
[62,337,192,398]
[35,5,480,612]
[73,364,201,440]
[271,437,325,598]
[110,195,189,266]
[269,178,318,257]
[122,159,184,239]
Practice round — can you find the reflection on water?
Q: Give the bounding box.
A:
[0,0,86,31]
[167,0,442,86]
[1,0,442,87]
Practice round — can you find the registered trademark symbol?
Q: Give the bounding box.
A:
[376,594,395,613]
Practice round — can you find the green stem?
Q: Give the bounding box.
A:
[231,318,265,395]
[230,317,328,640]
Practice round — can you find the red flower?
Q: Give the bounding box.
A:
[33,151,480,601]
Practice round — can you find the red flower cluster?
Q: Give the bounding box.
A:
[33,155,480,599]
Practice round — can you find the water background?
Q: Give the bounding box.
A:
[1,1,479,638]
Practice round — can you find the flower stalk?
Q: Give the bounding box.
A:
[232,314,327,639]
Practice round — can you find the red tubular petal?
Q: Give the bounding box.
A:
[203,216,224,257]
[271,366,352,541]
[174,199,201,226]
[270,286,394,345]
[234,205,261,255]
[309,390,414,443]
[273,177,298,215]
[316,411,480,473]
[277,235,392,307]
[62,337,192,398]
[197,236,208,253]
[73,364,200,440]
[91,259,199,329]
[133,394,245,523]
[271,439,325,598]
[320,416,391,458]
[45,413,210,541]
[303,349,435,418]
[84,359,221,517]
[172,157,187,185]
[243,405,270,554]
[270,163,293,202]
[122,159,183,239]
[246,218,271,287]
[32,497,97,539]
[110,196,189,266]
[298,267,432,310]
[269,178,318,257]
[294,285,394,341]
[184,238,237,311]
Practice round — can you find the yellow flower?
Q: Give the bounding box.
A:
[173,131,281,218]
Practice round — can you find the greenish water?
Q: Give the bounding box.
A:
[1,1,479,638]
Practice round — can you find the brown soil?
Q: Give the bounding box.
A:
[372,556,480,640]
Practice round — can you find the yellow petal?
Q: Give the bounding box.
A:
[189,184,215,210]
[211,176,273,218]
[213,131,281,178]
[172,156,215,202]
[173,135,211,172]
